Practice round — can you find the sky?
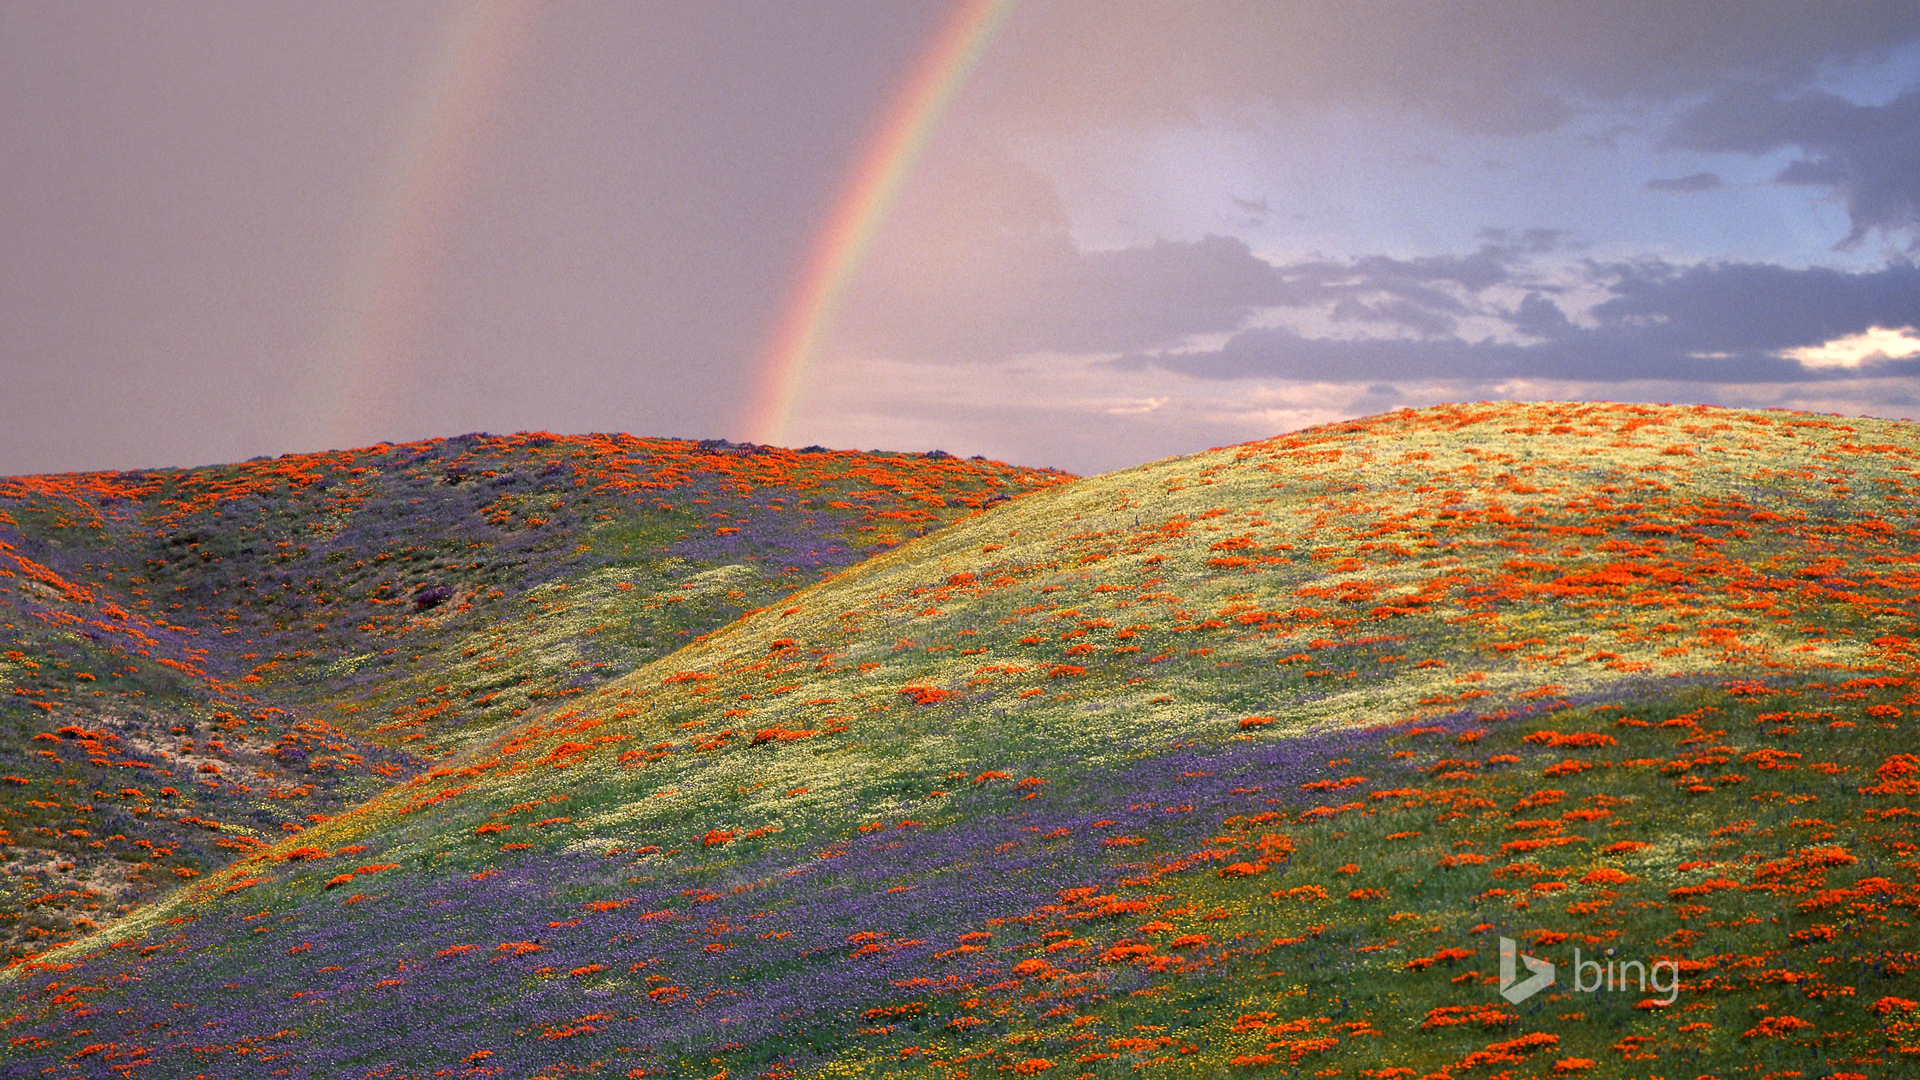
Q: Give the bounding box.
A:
[4,1,1919,477]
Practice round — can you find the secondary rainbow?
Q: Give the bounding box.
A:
[317,0,538,449]
[744,0,1018,446]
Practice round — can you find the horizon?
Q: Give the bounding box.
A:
[0,394,1897,482]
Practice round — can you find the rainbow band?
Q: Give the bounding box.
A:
[744,0,1019,446]
[320,0,538,449]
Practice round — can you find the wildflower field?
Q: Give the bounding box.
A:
[3,401,1918,1080]
[0,433,1065,961]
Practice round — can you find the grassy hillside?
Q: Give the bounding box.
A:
[4,402,1919,1080]
[0,434,1067,962]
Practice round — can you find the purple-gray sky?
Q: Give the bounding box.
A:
[4,1,1920,476]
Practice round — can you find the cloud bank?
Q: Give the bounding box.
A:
[1667,85,1920,246]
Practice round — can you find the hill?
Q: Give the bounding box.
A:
[3,401,1919,1080]
[0,433,1068,961]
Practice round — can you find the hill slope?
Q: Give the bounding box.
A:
[0,434,1067,961]
[4,402,1919,1080]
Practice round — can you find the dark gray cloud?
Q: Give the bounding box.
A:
[840,146,1305,358]
[844,229,1295,359]
[1510,292,1576,337]
[1646,172,1724,193]
[1149,260,1920,384]
[1666,85,1920,245]
[991,2,1920,135]
[841,141,1571,360]
[1594,259,1920,352]
[1331,297,1458,338]
[1060,237,1294,350]
[845,229,1552,358]
[1350,250,1513,293]
[1150,329,1808,384]
[849,135,1920,393]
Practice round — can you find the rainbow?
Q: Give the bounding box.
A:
[317,0,538,449]
[743,0,1019,446]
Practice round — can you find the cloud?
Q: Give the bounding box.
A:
[1596,258,1920,353]
[1646,172,1724,193]
[795,328,1920,475]
[1781,325,1920,368]
[838,136,1920,423]
[838,141,1596,362]
[988,2,1920,135]
[1154,328,1741,383]
[1478,228,1576,256]
[844,217,1544,361]
[1510,292,1576,338]
[837,144,1306,359]
[841,227,1295,359]
[1121,255,1920,386]
[802,243,1920,473]
[1665,84,1920,245]
[1147,259,1920,384]
[1331,297,1458,338]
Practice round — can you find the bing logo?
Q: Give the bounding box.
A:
[1496,936,1681,1006]
[1498,936,1555,1003]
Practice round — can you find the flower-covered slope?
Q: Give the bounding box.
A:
[0,434,1068,963]
[5,402,1920,1080]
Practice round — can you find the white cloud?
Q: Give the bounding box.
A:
[1781,324,1920,369]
